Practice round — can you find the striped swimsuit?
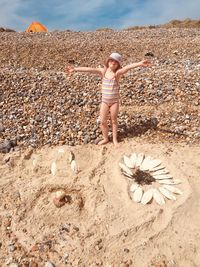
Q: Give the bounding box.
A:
[101,75,120,107]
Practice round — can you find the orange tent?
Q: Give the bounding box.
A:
[26,22,48,32]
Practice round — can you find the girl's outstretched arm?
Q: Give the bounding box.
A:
[116,59,152,78]
[65,66,103,76]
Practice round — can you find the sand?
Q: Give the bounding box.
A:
[0,138,200,267]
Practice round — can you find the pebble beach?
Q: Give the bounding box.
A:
[0,27,200,151]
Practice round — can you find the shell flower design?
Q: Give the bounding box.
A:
[119,153,183,205]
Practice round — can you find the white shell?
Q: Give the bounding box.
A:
[32,158,38,167]
[163,185,183,195]
[119,162,133,176]
[159,187,176,200]
[148,159,162,171]
[130,183,139,192]
[55,190,65,199]
[130,153,137,168]
[153,174,173,180]
[123,155,135,169]
[153,188,165,205]
[51,162,57,176]
[71,160,78,173]
[141,188,153,204]
[133,187,143,202]
[135,153,144,167]
[151,169,169,175]
[69,151,75,163]
[139,156,152,171]
[158,179,182,185]
[122,172,133,179]
[150,165,165,172]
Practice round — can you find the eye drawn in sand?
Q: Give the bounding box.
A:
[119,153,183,205]
[49,149,79,176]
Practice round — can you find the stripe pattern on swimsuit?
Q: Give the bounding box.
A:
[101,77,119,105]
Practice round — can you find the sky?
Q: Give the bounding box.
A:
[0,0,200,31]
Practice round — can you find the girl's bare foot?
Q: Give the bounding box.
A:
[98,139,109,145]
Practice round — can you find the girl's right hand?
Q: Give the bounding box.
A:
[65,66,75,75]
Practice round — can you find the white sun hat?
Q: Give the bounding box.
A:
[107,52,122,66]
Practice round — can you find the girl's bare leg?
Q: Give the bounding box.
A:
[110,102,120,147]
[98,102,109,145]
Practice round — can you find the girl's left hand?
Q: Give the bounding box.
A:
[140,59,152,67]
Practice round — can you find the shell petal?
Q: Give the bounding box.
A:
[119,162,133,176]
[159,187,176,200]
[130,183,139,192]
[158,179,182,185]
[153,174,173,180]
[163,185,183,195]
[139,156,152,171]
[130,153,137,168]
[141,188,153,204]
[151,169,169,175]
[123,155,135,169]
[133,187,143,203]
[135,153,144,167]
[148,159,162,171]
[122,172,133,179]
[153,188,165,205]
[150,165,165,172]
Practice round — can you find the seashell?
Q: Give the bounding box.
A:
[130,183,139,192]
[32,158,38,167]
[163,185,183,195]
[122,172,133,179]
[148,159,162,171]
[159,187,176,200]
[119,162,133,176]
[151,169,169,175]
[150,165,165,172]
[153,188,165,205]
[158,179,182,185]
[51,162,57,176]
[55,190,66,200]
[58,148,65,153]
[135,153,144,167]
[123,155,135,168]
[133,187,143,203]
[71,160,78,173]
[139,156,152,171]
[141,188,153,204]
[69,151,75,163]
[130,153,137,168]
[153,174,173,180]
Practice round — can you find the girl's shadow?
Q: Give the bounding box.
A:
[118,117,159,139]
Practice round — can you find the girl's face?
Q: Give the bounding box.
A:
[108,59,120,71]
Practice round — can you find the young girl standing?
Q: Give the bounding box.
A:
[65,53,151,147]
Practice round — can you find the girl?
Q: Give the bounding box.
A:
[65,53,151,147]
